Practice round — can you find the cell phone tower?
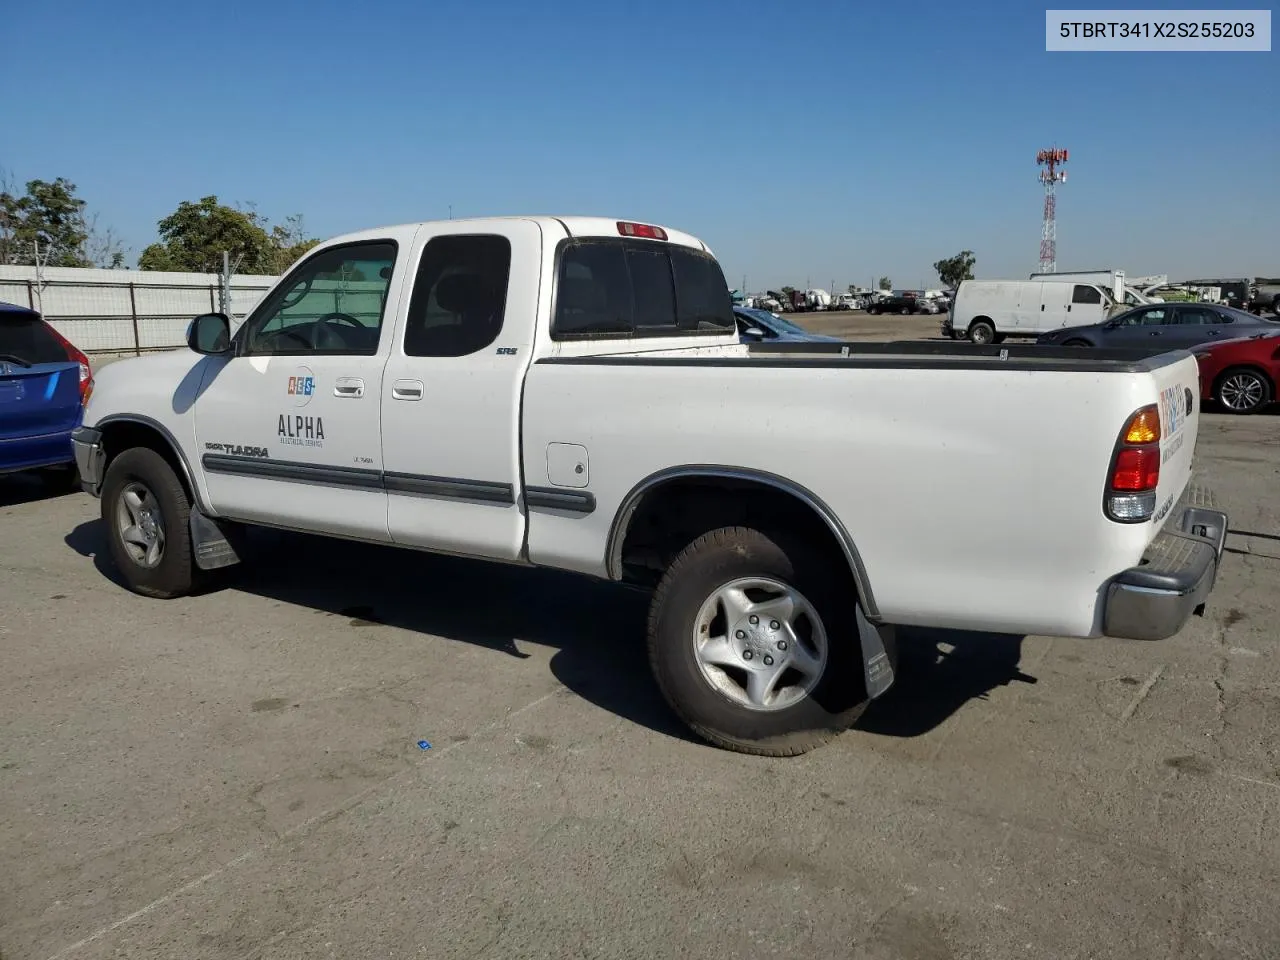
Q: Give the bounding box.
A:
[1037,147,1069,273]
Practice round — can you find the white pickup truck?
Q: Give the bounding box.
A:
[71,216,1228,756]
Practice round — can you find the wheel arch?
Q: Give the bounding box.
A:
[605,465,880,620]
[96,415,207,511]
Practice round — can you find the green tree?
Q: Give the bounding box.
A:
[139,196,274,274]
[139,197,319,275]
[933,250,976,288]
[0,176,93,267]
[877,276,892,290]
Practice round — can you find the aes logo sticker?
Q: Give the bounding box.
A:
[287,365,316,407]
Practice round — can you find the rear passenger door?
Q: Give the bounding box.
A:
[1168,304,1230,348]
[380,220,542,561]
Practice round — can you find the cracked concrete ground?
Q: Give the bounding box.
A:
[2,326,1278,959]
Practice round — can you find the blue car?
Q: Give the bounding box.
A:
[734,306,841,344]
[0,301,92,484]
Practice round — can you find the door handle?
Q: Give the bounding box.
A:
[1207,330,1221,336]
[1148,330,1162,336]
[392,379,424,401]
[334,377,365,398]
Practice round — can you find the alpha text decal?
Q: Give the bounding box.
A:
[277,414,325,448]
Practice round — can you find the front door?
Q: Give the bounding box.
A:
[1066,284,1106,326]
[1106,305,1171,347]
[193,237,409,541]
[380,221,542,561]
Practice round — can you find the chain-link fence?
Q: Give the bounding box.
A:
[0,266,278,357]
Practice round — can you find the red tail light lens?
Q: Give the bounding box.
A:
[43,322,93,404]
[617,221,668,241]
[1111,446,1160,491]
[1105,403,1163,522]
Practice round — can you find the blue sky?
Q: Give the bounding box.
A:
[4,0,1276,290]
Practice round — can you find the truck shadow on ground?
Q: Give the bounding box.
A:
[858,627,1035,738]
[64,522,1038,744]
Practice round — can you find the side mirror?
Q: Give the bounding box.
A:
[188,313,232,355]
[744,326,766,339]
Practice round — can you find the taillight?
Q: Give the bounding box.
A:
[617,221,668,241]
[44,322,93,405]
[1105,403,1161,522]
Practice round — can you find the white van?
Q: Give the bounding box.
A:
[945,280,1115,344]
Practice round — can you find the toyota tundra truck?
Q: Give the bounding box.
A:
[70,216,1228,756]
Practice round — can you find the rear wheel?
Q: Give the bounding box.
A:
[899,306,911,315]
[647,526,867,756]
[1215,368,1272,414]
[968,320,995,345]
[101,447,201,598]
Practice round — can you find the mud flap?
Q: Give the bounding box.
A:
[857,605,897,699]
[189,507,242,571]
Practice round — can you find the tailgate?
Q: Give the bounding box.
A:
[1150,354,1200,529]
[0,360,84,439]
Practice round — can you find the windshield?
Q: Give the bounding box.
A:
[737,307,809,335]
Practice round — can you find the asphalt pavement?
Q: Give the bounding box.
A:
[2,322,1278,959]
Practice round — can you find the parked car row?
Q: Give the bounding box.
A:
[938,280,1280,415]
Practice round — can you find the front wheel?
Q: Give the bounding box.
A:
[647,526,867,756]
[101,447,201,598]
[1062,338,1091,347]
[1216,368,1272,414]
[968,320,995,345]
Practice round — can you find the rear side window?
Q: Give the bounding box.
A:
[0,312,66,365]
[553,239,733,339]
[1072,285,1102,305]
[404,235,511,357]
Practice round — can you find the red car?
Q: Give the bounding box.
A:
[1190,329,1280,414]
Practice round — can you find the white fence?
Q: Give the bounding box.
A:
[0,265,279,356]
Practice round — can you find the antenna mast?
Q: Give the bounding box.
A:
[1036,147,1069,273]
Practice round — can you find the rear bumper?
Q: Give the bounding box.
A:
[71,425,105,497]
[1103,488,1228,641]
[0,430,76,474]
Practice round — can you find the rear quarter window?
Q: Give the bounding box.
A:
[552,239,733,339]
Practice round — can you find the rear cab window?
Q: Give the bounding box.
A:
[552,238,734,339]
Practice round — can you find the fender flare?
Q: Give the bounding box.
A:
[95,414,212,513]
[605,464,881,621]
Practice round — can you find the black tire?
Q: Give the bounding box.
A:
[868,305,879,315]
[1214,367,1272,415]
[1062,338,1091,346]
[968,320,995,345]
[1272,296,1280,318]
[101,447,200,598]
[899,306,911,315]
[647,525,868,757]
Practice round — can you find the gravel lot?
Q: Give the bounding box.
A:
[3,316,1278,959]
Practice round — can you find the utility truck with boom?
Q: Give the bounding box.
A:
[72,216,1228,755]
